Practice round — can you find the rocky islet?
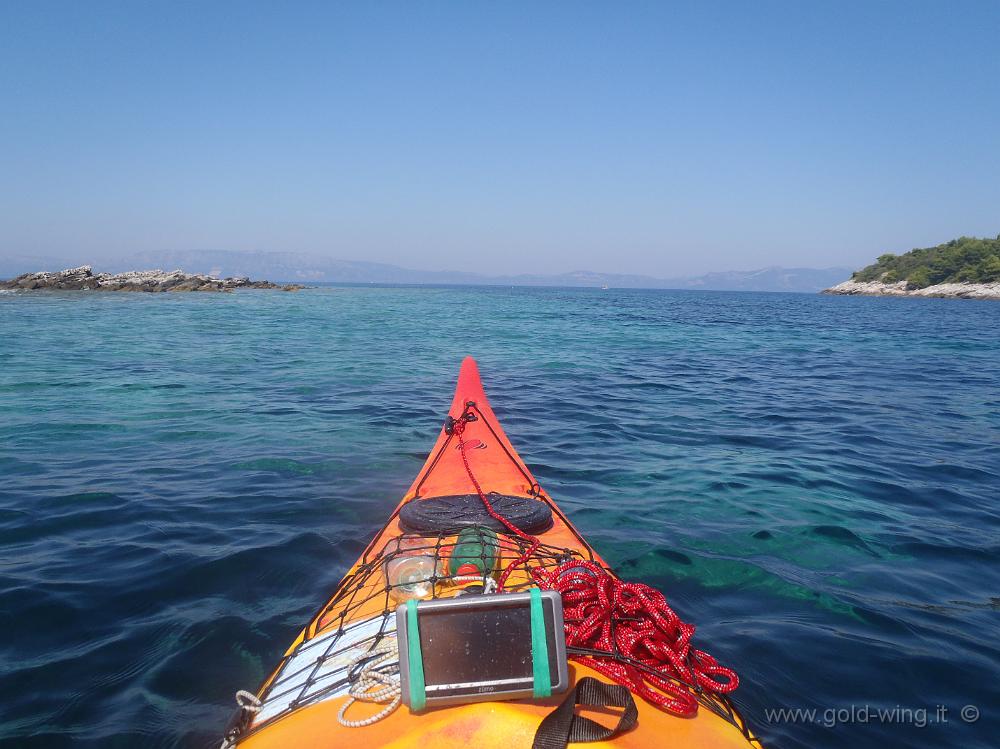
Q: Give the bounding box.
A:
[1,266,304,293]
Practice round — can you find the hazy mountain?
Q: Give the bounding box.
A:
[2,249,852,293]
[671,266,854,292]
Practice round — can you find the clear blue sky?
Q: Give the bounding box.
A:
[2,1,998,276]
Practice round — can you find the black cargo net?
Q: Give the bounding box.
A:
[221,396,758,746]
[223,527,587,744]
[223,527,756,748]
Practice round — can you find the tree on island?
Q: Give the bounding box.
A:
[852,236,1000,288]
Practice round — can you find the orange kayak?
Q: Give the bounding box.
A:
[223,357,761,749]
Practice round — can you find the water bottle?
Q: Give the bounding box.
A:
[447,527,499,578]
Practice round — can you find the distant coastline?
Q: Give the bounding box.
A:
[0,266,304,293]
[0,251,853,293]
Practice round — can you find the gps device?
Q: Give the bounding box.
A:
[395,589,569,710]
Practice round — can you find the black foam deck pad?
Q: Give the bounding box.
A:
[399,493,554,534]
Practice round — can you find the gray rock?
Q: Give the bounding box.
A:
[0,266,305,293]
[823,279,1000,300]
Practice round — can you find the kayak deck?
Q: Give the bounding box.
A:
[229,358,761,749]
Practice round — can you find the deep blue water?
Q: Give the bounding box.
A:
[1,286,998,749]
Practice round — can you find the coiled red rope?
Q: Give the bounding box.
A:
[451,412,739,717]
[537,559,739,717]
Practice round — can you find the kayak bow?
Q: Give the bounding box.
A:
[224,357,761,749]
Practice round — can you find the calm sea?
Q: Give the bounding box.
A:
[1,286,998,749]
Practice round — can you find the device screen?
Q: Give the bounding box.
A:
[418,599,558,692]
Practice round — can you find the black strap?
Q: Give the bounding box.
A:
[532,677,639,749]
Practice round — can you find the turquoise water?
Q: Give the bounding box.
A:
[1,286,998,748]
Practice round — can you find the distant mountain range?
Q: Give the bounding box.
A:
[1,249,852,293]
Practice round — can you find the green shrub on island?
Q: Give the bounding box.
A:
[851,235,1000,288]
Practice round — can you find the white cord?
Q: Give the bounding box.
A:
[235,690,262,713]
[219,691,263,748]
[337,642,401,727]
[450,575,498,594]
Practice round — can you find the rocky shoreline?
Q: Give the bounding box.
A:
[0,266,303,293]
[823,279,1000,300]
